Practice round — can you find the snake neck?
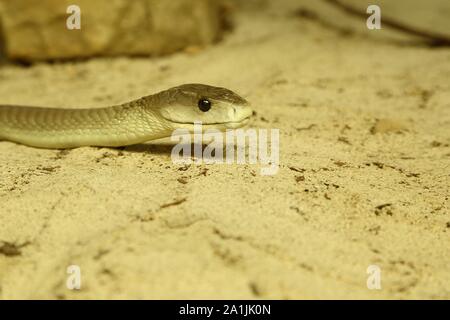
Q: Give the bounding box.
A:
[0,98,174,148]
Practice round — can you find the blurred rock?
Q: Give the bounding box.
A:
[294,0,450,46]
[0,0,226,61]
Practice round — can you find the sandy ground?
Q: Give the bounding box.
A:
[0,0,449,299]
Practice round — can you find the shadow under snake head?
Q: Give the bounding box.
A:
[155,83,253,131]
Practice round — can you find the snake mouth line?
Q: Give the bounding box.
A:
[168,116,251,127]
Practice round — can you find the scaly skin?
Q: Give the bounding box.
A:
[0,84,252,149]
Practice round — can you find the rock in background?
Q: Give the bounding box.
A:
[0,0,226,61]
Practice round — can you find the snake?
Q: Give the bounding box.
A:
[0,84,252,149]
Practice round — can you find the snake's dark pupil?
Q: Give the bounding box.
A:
[198,99,211,112]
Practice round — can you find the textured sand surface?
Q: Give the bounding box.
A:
[0,0,449,299]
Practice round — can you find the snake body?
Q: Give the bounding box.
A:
[0,84,252,149]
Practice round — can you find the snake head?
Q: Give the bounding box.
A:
[156,83,253,130]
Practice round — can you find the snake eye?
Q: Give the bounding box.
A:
[198,98,211,112]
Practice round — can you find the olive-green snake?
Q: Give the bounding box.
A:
[0,84,252,149]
